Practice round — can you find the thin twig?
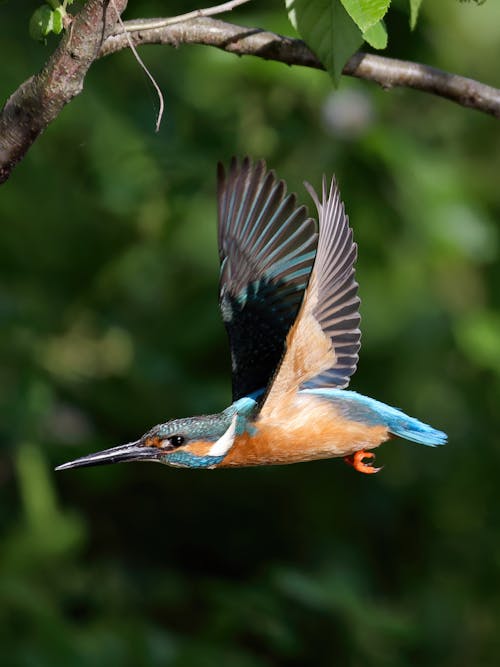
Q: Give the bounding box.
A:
[110,0,164,131]
[121,0,252,33]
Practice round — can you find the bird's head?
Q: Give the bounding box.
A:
[56,413,237,471]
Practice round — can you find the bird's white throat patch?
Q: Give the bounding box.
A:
[208,414,238,456]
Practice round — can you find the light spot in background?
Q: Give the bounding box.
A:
[431,203,498,262]
[40,319,134,381]
[322,88,374,138]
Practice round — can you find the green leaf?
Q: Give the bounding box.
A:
[52,6,64,34]
[409,0,423,29]
[29,4,54,41]
[362,20,387,49]
[286,0,363,85]
[340,0,391,32]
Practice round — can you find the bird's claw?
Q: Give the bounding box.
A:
[344,450,382,474]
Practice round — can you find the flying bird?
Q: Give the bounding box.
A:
[56,158,446,475]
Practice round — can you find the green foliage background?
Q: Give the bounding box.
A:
[1,1,500,665]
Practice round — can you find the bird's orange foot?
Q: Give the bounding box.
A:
[344,450,382,474]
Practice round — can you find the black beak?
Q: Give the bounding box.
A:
[55,441,161,471]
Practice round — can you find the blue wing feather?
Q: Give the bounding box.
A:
[218,158,318,401]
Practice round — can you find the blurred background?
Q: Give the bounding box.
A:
[1,1,500,665]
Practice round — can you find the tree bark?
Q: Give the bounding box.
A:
[1,8,499,185]
[0,0,128,184]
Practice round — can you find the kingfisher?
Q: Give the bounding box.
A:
[56,157,446,475]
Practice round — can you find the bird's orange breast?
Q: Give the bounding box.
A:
[219,393,389,467]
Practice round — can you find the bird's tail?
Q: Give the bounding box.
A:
[384,412,447,446]
[301,389,447,447]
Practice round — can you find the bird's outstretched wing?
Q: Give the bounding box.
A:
[218,157,318,401]
[260,176,361,415]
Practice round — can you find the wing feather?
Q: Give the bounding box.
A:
[261,176,361,415]
[218,157,318,401]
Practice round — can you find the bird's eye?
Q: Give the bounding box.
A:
[168,435,185,448]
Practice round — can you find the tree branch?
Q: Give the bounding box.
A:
[0,0,128,184]
[1,10,499,185]
[102,17,500,120]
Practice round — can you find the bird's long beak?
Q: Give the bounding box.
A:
[55,441,160,471]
